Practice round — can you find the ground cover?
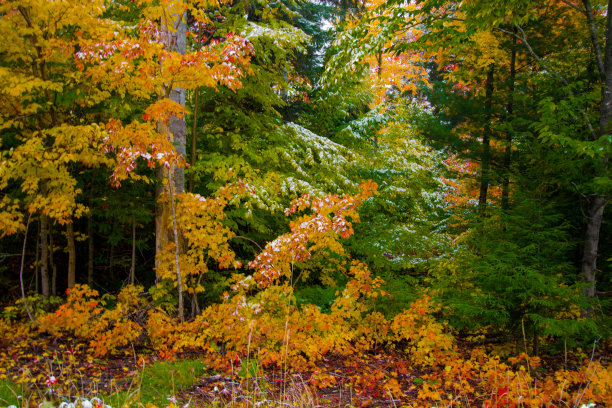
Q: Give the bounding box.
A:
[1,308,609,408]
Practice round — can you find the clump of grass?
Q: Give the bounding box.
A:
[102,359,208,407]
[0,378,32,408]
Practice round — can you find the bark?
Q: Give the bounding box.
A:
[188,88,199,192]
[88,215,94,286]
[169,175,184,322]
[580,0,612,298]
[478,66,495,216]
[582,195,605,297]
[49,225,57,297]
[40,214,49,300]
[532,324,539,356]
[502,34,516,211]
[110,244,114,278]
[155,12,187,273]
[66,221,76,289]
[35,221,40,294]
[155,171,166,276]
[130,214,136,285]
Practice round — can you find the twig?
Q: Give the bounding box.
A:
[574,340,600,407]
[232,235,264,252]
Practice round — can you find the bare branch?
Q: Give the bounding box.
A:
[232,235,264,252]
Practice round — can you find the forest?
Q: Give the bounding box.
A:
[0,0,611,407]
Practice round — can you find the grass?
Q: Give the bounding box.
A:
[102,359,209,407]
[0,378,21,407]
[0,378,40,408]
[0,359,209,408]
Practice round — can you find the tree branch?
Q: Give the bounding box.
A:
[559,0,587,15]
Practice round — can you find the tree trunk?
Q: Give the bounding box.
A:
[168,175,184,322]
[478,66,495,216]
[40,214,49,300]
[130,213,136,285]
[155,12,187,274]
[580,0,612,299]
[582,195,605,298]
[88,215,94,286]
[502,34,516,211]
[49,225,57,297]
[66,221,76,289]
[35,220,40,294]
[189,88,199,193]
[109,242,114,278]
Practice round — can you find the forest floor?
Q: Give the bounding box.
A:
[1,331,609,408]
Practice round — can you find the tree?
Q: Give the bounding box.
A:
[577,0,612,300]
[0,0,116,298]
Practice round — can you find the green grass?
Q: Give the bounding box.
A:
[0,378,32,407]
[102,359,209,407]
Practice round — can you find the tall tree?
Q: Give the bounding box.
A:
[579,0,611,299]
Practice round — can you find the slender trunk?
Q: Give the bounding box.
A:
[20,215,36,326]
[35,221,40,294]
[189,88,199,193]
[110,242,114,278]
[168,169,184,322]
[580,0,612,299]
[40,215,49,300]
[155,12,187,273]
[49,225,57,297]
[88,215,94,286]
[155,169,166,276]
[532,324,539,356]
[130,213,136,285]
[502,35,516,211]
[66,221,76,289]
[191,294,197,318]
[192,273,203,318]
[478,66,495,216]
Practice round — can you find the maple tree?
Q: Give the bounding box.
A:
[0,0,117,299]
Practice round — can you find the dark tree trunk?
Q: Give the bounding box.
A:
[40,214,49,300]
[109,242,114,278]
[580,0,612,299]
[66,221,76,289]
[88,215,94,286]
[502,34,516,211]
[49,225,57,297]
[582,195,605,298]
[478,66,495,216]
[35,220,40,293]
[130,214,136,285]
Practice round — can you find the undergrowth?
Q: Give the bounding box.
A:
[1,185,610,408]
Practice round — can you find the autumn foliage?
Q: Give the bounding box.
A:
[3,182,610,407]
[1,0,612,407]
